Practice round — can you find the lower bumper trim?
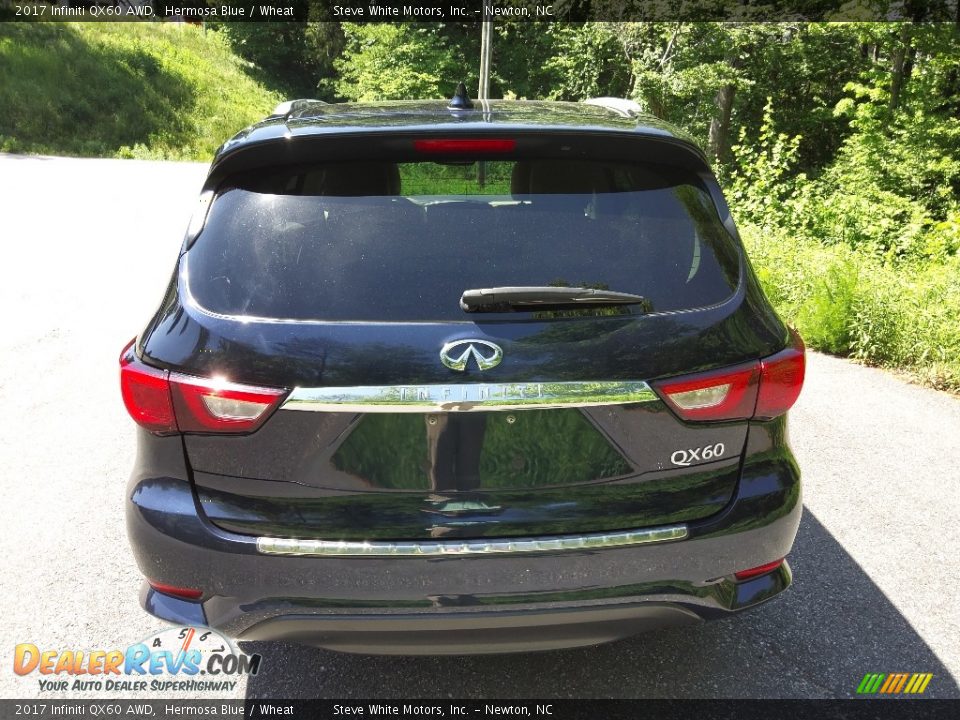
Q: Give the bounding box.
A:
[237,603,703,655]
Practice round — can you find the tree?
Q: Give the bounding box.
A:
[333,24,478,101]
[216,15,344,99]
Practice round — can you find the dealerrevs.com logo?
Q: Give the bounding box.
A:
[13,627,261,693]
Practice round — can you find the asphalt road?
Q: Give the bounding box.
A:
[1,155,958,700]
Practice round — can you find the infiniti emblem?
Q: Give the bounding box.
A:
[440,339,503,372]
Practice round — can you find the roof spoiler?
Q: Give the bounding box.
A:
[583,97,642,118]
[268,99,328,119]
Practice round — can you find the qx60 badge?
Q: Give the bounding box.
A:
[671,442,726,467]
[440,339,503,372]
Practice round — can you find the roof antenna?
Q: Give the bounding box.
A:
[448,82,474,110]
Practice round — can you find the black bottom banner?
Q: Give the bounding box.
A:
[1,700,957,720]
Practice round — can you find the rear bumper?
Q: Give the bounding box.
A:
[139,565,791,655]
[126,423,801,654]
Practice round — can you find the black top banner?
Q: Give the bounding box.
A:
[2,0,959,22]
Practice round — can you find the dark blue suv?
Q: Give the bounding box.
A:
[120,96,805,654]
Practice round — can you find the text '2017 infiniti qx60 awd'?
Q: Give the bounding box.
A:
[120,93,805,654]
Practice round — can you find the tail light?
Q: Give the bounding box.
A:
[147,580,204,601]
[734,559,784,581]
[654,329,805,423]
[119,339,286,435]
[119,342,177,434]
[414,138,516,154]
[755,330,806,420]
[654,362,760,422]
[168,373,287,433]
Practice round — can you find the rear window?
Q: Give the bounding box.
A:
[185,159,740,322]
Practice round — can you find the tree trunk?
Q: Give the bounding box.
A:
[890,46,907,110]
[707,81,737,163]
[707,48,743,164]
[889,27,911,111]
[904,45,917,84]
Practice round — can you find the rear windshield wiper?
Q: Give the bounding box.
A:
[460,286,651,313]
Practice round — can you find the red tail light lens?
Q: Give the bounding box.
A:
[734,559,784,581]
[119,340,286,434]
[414,138,516,154]
[168,373,286,433]
[755,329,806,420]
[655,362,760,422]
[653,330,805,423]
[120,340,177,434]
[148,580,204,601]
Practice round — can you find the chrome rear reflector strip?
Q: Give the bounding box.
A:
[257,524,687,557]
[281,380,658,413]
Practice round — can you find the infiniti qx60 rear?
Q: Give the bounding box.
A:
[121,96,804,654]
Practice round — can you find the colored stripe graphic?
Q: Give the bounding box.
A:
[857,674,885,694]
[879,674,897,693]
[857,673,932,694]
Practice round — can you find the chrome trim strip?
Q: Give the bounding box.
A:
[281,381,658,413]
[256,525,688,557]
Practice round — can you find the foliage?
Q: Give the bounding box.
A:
[332,22,629,102]
[619,23,865,164]
[723,27,960,391]
[333,23,480,101]
[624,24,748,135]
[216,18,345,99]
[724,98,803,229]
[799,78,960,261]
[724,33,960,263]
[537,24,630,100]
[743,224,960,391]
[0,22,280,160]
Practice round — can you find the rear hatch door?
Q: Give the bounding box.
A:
[144,135,783,540]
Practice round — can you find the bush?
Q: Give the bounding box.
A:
[729,98,960,392]
[742,224,960,391]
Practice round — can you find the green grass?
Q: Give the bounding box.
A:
[743,224,960,393]
[0,22,281,161]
